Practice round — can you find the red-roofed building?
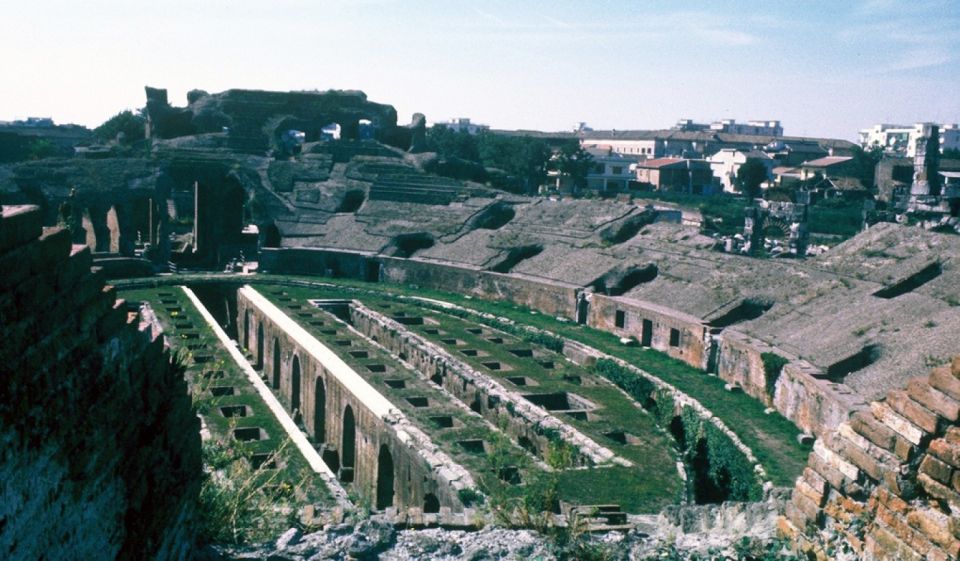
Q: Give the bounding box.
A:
[800,156,855,180]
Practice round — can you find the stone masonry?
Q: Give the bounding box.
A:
[781,356,960,560]
[0,205,201,561]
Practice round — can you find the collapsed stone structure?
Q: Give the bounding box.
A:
[0,206,201,561]
[783,358,960,560]
[1,87,958,556]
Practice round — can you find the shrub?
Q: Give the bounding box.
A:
[761,352,789,398]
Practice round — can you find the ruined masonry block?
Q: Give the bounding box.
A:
[808,445,852,489]
[918,473,960,507]
[907,378,960,422]
[930,366,960,401]
[905,508,960,553]
[866,525,924,561]
[919,455,954,484]
[875,504,935,556]
[850,410,897,451]
[0,205,42,254]
[872,401,927,445]
[801,466,828,496]
[946,426,960,444]
[794,478,825,508]
[886,390,943,434]
[928,438,960,468]
[814,438,859,481]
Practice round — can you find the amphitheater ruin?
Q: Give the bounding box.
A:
[1,88,959,560]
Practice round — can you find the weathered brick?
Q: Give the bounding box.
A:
[905,507,959,552]
[929,439,960,468]
[875,487,909,512]
[835,435,885,481]
[808,445,852,489]
[791,492,822,526]
[919,455,954,484]
[867,524,923,561]
[906,378,960,423]
[795,478,826,508]
[873,401,928,445]
[802,466,828,496]
[876,504,935,556]
[894,436,918,463]
[953,470,960,493]
[887,390,942,434]
[945,426,960,445]
[930,366,960,401]
[851,409,897,451]
[953,356,960,376]
[918,473,960,507]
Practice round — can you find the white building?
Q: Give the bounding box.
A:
[706,148,775,193]
[859,122,960,157]
[675,118,783,137]
[435,118,489,135]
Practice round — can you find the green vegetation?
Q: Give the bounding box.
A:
[635,191,748,237]
[594,359,761,501]
[114,274,811,488]
[119,287,332,544]
[94,109,146,144]
[736,158,769,199]
[808,197,864,238]
[761,352,789,398]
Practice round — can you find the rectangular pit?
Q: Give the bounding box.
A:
[365,363,387,373]
[458,439,487,454]
[405,396,430,408]
[393,316,424,325]
[349,350,369,359]
[506,376,538,387]
[250,453,278,470]
[233,427,265,441]
[508,349,534,358]
[210,386,235,397]
[202,370,225,380]
[220,405,249,418]
[429,415,461,429]
[466,328,483,335]
[440,338,462,346]
[486,337,505,344]
[384,379,406,389]
[522,392,592,411]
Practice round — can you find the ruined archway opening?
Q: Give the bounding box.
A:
[291,355,301,423]
[314,377,326,443]
[272,338,281,390]
[341,405,356,482]
[376,445,395,510]
[423,493,440,514]
[243,309,250,350]
[256,323,264,369]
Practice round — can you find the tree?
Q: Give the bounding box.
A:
[551,142,593,193]
[477,133,551,194]
[26,139,58,160]
[94,110,146,144]
[735,158,769,199]
[848,145,883,189]
[425,126,480,161]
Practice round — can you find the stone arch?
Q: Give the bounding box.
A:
[291,355,301,422]
[313,376,326,442]
[243,309,250,350]
[376,445,395,510]
[423,493,440,514]
[256,323,264,369]
[272,338,281,390]
[342,405,356,470]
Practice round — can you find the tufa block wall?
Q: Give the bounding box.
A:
[781,357,960,560]
[0,205,201,561]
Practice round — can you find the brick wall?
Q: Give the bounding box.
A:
[0,205,201,561]
[781,357,960,560]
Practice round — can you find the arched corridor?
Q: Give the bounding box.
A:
[376,445,395,510]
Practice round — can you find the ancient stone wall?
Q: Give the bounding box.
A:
[237,287,471,513]
[781,358,960,560]
[378,256,581,319]
[260,247,377,280]
[0,205,201,561]
[588,293,709,371]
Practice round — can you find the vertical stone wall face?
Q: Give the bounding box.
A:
[236,290,467,512]
[588,294,709,370]
[782,358,960,560]
[0,205,201,561]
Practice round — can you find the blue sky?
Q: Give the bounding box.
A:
[1,0,957,140]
